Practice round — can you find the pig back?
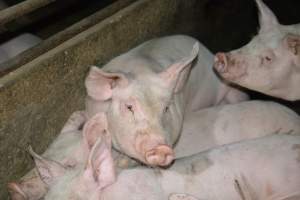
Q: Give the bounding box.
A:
[164,134,300,200]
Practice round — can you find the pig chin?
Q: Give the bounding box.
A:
[134,133,174,167]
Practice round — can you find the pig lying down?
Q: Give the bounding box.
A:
[32,132,300,200]
[214,0,300,101]
[85,35,248,167]
[175,100,300,158]
[7,111,108,200]
[9,101,300,200]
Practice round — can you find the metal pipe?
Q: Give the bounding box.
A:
[0,0,56,26]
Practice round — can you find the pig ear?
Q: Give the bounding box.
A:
[28,146,66,186]
[283,33,300,55]
[85,132,116,190]
[82,112,108,150]
[7,182,28,200]
[159,42,199,93]
[85,66,128,101]
[255,0,279,33]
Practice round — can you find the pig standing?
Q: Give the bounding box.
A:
[214,0,300,101]
[175,100,300,158]
[31,126,300,200]
[85,35,248,167]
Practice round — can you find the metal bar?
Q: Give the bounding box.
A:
[0,0,56,26]
[0,0,136,76]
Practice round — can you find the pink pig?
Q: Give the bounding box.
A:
[32,125,300,200]
[7,112,114,200]
[175,100,300,158]
[214,0,300,101]
[85,35,248,167]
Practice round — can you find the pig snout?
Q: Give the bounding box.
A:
[214,52,228,73]
[145,144,174,166]
[135,134,174,166]
[214,52,247,81]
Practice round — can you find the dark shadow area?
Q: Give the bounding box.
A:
[0,0,117,42]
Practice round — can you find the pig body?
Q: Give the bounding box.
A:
[8,111,129,200]
[214,0,300,101]
[85,35,248,166]
[0,33,41,66]
[39,134,300,200]
[175,100,300,158]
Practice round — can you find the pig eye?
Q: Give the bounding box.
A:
[164,106,169,113]
[261,55,273,66]
[264,56,272,62]
[125,104,134,114]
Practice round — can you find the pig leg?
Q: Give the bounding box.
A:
[7,111,87,200]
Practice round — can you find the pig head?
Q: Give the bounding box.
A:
[84,43,200,166]
[214,0,300,100]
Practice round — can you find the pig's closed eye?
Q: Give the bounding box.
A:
[265,56,272,61]
[126,104,134,114]
[261,55,273,65]
[164,106,169,113]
